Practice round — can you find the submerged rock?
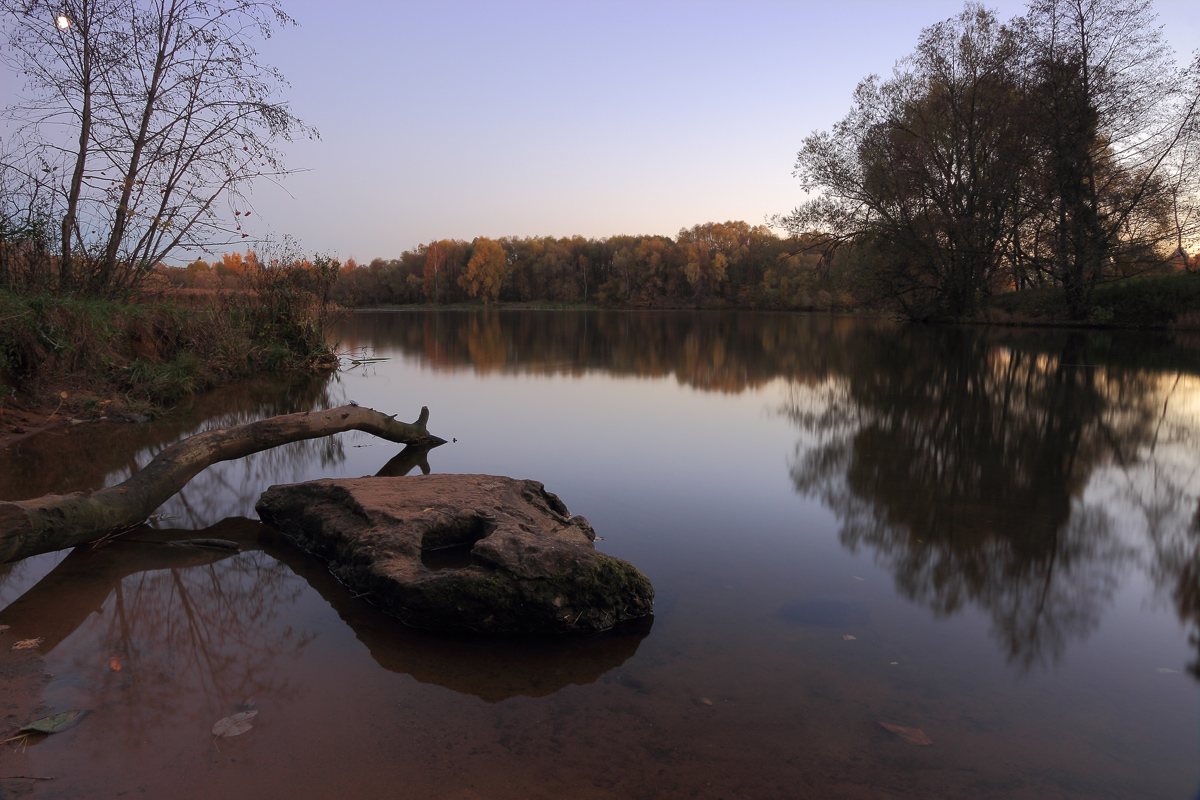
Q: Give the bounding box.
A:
[255,475,654,634]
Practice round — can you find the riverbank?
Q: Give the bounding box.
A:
[345,272,1200,330]
[0,288,337,447]
[979,272,1200,329]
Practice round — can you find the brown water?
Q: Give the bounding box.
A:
[1,310,1197,799]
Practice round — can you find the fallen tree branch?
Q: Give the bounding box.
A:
[0,405,444,564]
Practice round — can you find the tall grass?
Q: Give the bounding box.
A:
[0,268,337,408]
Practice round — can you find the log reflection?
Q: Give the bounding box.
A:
[0,519,312,742]
[785,325,1200,676]
[0,514,648,712]
[375,443,438,477]
[0,373,341,506]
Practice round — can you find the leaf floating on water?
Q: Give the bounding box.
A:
[698,697,714,706]
[212,710,257,738]
[0,711,85,746]
[108,657,122,672]
[879,722,932,746]
[20,710,84,736]
[11,638,43,650]
[1156,667,1179,674]
[842,635,856,641]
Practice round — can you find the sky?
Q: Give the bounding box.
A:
[5,1,1200,263]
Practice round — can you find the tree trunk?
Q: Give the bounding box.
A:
[100,8,172,287]
[61,5,95,290]
[0,405,444,564]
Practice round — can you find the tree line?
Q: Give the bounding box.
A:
[290,222,854,311]
[776,0,1200,320]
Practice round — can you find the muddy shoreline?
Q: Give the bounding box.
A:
[0,401,71,450]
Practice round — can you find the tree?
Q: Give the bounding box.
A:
[780,0,1200,319]
[1020,0,1200,316]
[0,0,314,295]
[459,236,507,303]
[780,5,1031,318]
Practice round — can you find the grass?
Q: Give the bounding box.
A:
[982,272,1200,328]
[0,280,337,413]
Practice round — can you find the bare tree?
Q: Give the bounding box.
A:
[779,0,1200,320]
[1022,0,1200,316]
[1,0,315,294]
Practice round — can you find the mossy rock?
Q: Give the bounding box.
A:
[256,475,654,634]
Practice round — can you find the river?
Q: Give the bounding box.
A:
[1,310,1196,799]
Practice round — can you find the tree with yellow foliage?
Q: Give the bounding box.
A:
[459,237,507,303]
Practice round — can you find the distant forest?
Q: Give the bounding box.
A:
[163,222,857,311]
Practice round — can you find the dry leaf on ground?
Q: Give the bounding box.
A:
[879,721,932,746]
[212,710,258,738]
[11,637,43,650]
[108,657,122,672]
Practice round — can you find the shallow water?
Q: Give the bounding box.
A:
[1,310,1197,799]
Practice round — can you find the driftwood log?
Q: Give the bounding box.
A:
[0,405,444,564]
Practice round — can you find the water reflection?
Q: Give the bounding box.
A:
[0,374,343,505]
[375,443,438,477]
[0,517,648,709]
[783,325,1200,676]
[339,309,861,392]
[341,308,1200,393]
[4,311,1197,683]
[0,310,1194,797]
[262,529,650,702]
[0,519,312,740]
[347,309,1200,676]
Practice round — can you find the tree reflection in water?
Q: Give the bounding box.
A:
[345,309,1200,678]
[0,519,312,744]
[784,325,1200,677]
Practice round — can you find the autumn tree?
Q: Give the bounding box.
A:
[421,240,468,303]
[0,0,314,295]
[332,225,809,310]
[459,237,507,303]
[780,5,1031,318]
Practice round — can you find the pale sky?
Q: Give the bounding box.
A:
[5,1,1199,263]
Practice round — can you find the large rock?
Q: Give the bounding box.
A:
[255,475,654,634]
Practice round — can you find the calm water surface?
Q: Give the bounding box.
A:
[1,310,1197,799]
